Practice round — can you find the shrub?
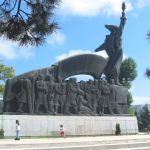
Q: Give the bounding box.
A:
[115,123,121,135]
[0,129,4,138]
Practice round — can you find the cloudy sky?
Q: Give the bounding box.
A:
[0,0,150,105]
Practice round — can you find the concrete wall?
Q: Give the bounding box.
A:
[0,115,138,137]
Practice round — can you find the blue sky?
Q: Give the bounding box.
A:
[0,0,150,105]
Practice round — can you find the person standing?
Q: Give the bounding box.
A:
[15,120,20,140]
[60,125,65,138]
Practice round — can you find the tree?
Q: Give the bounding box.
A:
[119,57,137,114]
[145,31,150,78]
[0,61,15,94]
[127,92,135,116]
[0,0,60,46]
[145,68,150,79]
[127,91,133,107]
[115,123,121,135]
[119,57,137,89]
[138,104,150,132]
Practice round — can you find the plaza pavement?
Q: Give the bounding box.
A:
[0,134,150,150]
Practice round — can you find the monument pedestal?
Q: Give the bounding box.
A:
[0,115,138,137]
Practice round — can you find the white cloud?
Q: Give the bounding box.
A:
[136,0,150,9]
[0,38,34,60]
[55,49,92,61]
[123,53,128,60]
[47,32,66,46]
[132,96,150,105]
[0,39,18,59]
[66,74,93,81]
[56,49,128,61]
[94,50,127,60]
[18,47,35,59]
[94,51,108,58]
[56,49,110,61]
[60,0,133,17]
[129,84,135,92]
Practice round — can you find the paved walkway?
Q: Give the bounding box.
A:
[0,134,150,145]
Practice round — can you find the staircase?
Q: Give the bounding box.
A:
[0,135,150,150]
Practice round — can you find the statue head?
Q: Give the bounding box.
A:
[69,78,76,83]
[110,79,115,84]
[105,25,118,33]
[45,74,54,81]
[88,79,93,85]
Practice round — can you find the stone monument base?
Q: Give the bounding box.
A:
[0,115,138,137]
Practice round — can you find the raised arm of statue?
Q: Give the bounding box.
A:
[95,43,105,52]
[118,17,126,36]
[118,2,127,36]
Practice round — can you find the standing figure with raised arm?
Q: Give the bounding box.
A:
[95,2,127,85]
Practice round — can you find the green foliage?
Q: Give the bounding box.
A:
[0,0,60,46]
[145,68,150,79]
[138,105,150,132]
[0,61,15,94]
[0,129,4,138]
[145,31,150,79]
[119,57,137,112]
[127,91,133,107]
[0,63,15,82]
[119,57,137,89]
[128,107,135,116]
[0,84,5,95]
[115,123,121,135]
[147,124,150,132]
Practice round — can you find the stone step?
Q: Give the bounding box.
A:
[1,144,150,150]
[113,147,150,150]
[1,135,150,150]
[1,140,150,150]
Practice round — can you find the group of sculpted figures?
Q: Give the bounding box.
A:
[3,74,127,115]
[3,2,128,115]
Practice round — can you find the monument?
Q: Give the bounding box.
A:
[0,2,138,137]
[2,53,128,115]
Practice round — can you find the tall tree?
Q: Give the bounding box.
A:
[145,68,150,79]
[119,57,137,114]
[119,57,137,89]
[145,32,150,78]
[138,104,150,132]
[0,61,15,94]
[0,0,60,46]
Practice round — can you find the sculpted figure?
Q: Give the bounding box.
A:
[60,80,67,114]
[16,78,32,113]
[97,80,103,115]
[77,84,91,115]
[95,3,126,85]
[79,81,86,91]
[109,79,120,114]
[84,79,98,114]
[54,77,66,114]
[101,80,113,114]
[84,80,93,113]
[45,74,55,114]
[34,75,49,113]
[93,79,100,114]
[64,78,78,114]
[4,79,16,112]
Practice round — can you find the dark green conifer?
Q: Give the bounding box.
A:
[0,0,60,46]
